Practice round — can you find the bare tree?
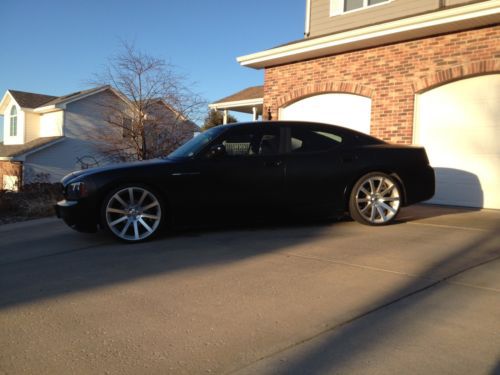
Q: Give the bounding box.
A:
[90,42,205,161]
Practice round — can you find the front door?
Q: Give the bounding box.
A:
[197,125,285,217]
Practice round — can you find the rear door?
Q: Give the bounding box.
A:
[282,126,347,211]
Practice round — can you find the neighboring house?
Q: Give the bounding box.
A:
[213,0,500,209]
[0,86,199,190]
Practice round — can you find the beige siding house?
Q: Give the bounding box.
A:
[0,86,199,190]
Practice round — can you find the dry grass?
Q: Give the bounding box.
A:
[0,183,63,225]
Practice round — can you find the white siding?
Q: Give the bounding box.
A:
[24,138,100,183]
[25,112,41,143]
[40,111,64,137]
[310,0,439,37]
[64,90,125,142]
[24,90,127,183]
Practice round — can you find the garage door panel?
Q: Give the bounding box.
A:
[415,74,500,209]
[280,93,371,134]
[433,167,483,207]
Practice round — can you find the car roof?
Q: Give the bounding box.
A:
[221,121,384,144]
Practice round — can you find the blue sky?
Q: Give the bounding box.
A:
[0,0,305,137]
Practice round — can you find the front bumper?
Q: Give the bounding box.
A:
[55,199,98,233]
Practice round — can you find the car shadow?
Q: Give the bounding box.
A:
[397,203,481,223]
[397,167,484,223]
[0,215,343,310]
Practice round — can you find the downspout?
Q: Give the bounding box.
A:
[304,0,312,37]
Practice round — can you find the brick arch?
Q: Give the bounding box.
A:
[413,59,500,93]
[276,82,374,108]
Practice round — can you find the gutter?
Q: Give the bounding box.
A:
[237,0,500,69]
[209,98,264,110]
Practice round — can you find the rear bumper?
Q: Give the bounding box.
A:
[403,165,435,206]
[55,199,98,233]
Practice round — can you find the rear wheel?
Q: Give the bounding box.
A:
[349,172,401,225]
[102,185,163,242]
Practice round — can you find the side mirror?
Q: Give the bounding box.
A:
[207,144,227,159]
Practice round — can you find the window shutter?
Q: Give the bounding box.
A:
[331,0,344,16]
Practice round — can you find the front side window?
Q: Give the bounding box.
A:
[217,128,280,157]
[290,128,343,153]
[168,126,226,159]
[9,106,17,137]
[333,0,389,15]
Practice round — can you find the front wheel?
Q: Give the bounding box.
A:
[349,172,402,225]
[102,185,164,242]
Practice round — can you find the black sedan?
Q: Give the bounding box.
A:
[55,121,435,242]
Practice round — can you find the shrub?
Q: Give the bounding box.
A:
[0,183,63,224]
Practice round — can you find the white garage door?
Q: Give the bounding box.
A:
[414,74,500,209]
[280,93,371,134]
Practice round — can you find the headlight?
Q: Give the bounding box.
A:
[66,181,89,200]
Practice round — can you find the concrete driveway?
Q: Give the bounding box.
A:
[0,205,499,374]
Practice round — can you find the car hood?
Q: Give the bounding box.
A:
[61,158,175,185]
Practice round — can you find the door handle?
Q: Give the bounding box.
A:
[265,160,283,168]
[342,154,358,163]
[171,172,201,176]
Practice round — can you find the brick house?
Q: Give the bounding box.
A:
[213,0,500,209]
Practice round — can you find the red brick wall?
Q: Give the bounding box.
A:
[0,161,22,190]
[264,25,500,144]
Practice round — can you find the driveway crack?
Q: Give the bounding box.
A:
[228,253,500,375]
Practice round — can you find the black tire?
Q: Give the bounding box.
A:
[349,172,402,226]
[101,184,165,242]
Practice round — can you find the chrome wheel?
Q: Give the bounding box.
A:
[105,186,162,241]
[351,174,401,225]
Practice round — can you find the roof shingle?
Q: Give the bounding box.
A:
[213,86,263,104]
[0,137,64,158]
[8,90,58,109]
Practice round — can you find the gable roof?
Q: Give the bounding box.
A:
[41,87,102,107]
[8,90,58,108]
[213,86,263,104]
[0,136,64,159]
[209,86,264,115]
[34,85,122,112]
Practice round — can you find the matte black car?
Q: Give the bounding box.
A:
[55,121,435,242]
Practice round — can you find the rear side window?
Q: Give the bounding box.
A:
[290,128,343,153]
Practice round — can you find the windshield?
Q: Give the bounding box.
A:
[168,126,226,159]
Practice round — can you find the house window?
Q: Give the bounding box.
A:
[9,106,17,137]
[2,175,19,191]
[332,0,389,15]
